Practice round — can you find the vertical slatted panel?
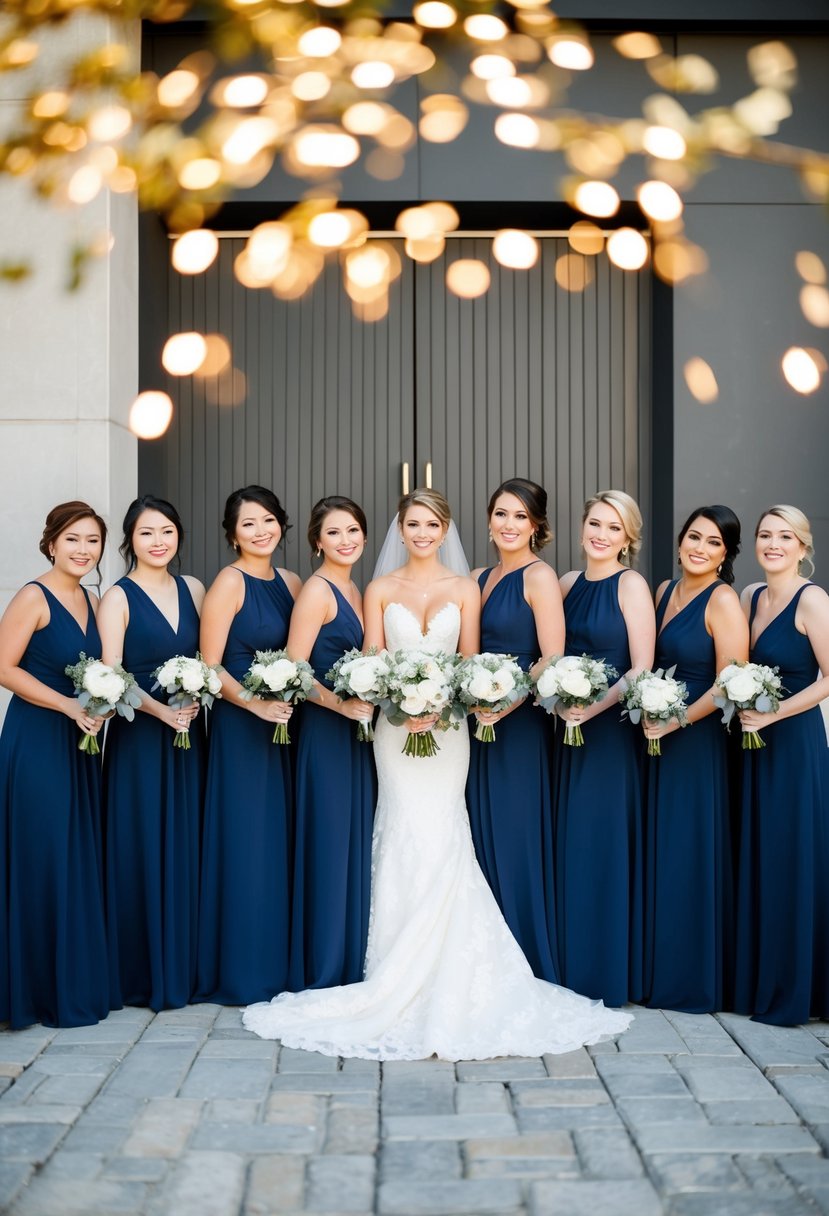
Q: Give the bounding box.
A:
[146,237,413,584]
[414,236,651,576]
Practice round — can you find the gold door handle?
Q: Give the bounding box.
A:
[424,461,432,489]
[401,461,410,496]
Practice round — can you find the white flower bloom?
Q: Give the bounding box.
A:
[558,670,592,700]
[401,690,427,715]
[718,663,744,685]
[639,680,674,714]
[536,667,560,698]
[468,669,496,701]
[491,667,516,697]
[156,660,177,686]
[261,658,297,692]
[416,678,440,703]
[724,670,762,703]
[179,660,205,693]
[348,658,386,694]
[423,660,442,682]
[556,655,583,672]
[85,661,126,703]
[206,670,223,695]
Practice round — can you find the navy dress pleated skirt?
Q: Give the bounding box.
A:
[0,583,109,1028]
[103,576,206,1011]
[734,584,829,1025]
[288,578,375,990]
[466,564,559,982]
[195,570,294,1005]
[555,570,644,1006]
[644,580,733,1013]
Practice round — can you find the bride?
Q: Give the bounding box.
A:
[243,489,632,1059]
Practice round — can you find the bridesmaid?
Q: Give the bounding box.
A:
[467,478,564,982]
[98,496,206,1011]
[0,502,109,1027]
[287,497,377,990]
[555,490,655,1006]
[734,505,829,1025]
[196,486,301,1005]
[642,506,748,1012]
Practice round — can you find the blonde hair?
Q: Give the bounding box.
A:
[582,489,643,566]
[397,488,451,531]
[757,504,815,576]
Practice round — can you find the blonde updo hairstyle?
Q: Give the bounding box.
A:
[582,489,643,566]
[397,488,452,532]
[757,504,815,577]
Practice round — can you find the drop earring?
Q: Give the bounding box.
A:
[316,548,322,558]
[530,532,537,550]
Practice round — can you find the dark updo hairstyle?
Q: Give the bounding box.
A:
[119,495,185,572]
[677,505,741,586]
[307,496,367,555]
[487,478,552,550]
[222,485,290,549]
[39,501,107,585]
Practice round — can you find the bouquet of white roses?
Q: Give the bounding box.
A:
[325,647,391,741]
[713,660,785,750]
[380,648,464,758]
[152,653,223,748]
[65,652,143,755]
[621,666,688,756]
[457,653,531,742]
[534,654,617,746]
[239,649,315,743]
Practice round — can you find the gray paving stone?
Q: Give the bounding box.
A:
[151,1005,219,1027]
[0,1078,11,1097]
[121,1097,202,1158]
[601,1071,692,1099]
[0,1028,55,1066]
[380,1140,462,1181]
[271,1073,377,1095]
[774,1072,829,1124]
[666,1195,814,1215]
[0,1122,67,1161]
[466,1158,579,1179]
[265,1092,325,1128]
[340,1057,381,1080]
[542,1049,597,1079]
[103,1043,200,1098]
[704,1098,800,1125]
[30,1052,115,1076]
[813,1124,829,1153]
[307,1154,375,1212]
[37,1150,104,1179]
[383,1113,517,1140]
[575,1127,645,1178]
[61,1120,130,1154]
[616,1010,689,1056]
[212,1007,244,1030]
[203,1097,260,1123]
[0,1103,82,1124]
[191,1120,319,1153]
[383,1060,456,1078]
[137,1024,209,1045]
[616,1097,709,1126]
[30,1070,107,1105]
[381,1077,456,1116]
[529,1178,663,1216]
[0,1161,32,1210]
[464,1131,575,1161]
[0,1068,47,1104]
[198,1038,277,1059]
[245,1154,306,1213]
[10,1177,148,1216]
[80,1094,147,1125]
[594,1053,680,1076]
[102,1156,170,1182]
[662,1010,744,1056]
[674,1060,777,1103]
[324,1104,379,1153]
[718,1014,827,1073]
[737,1156,796,1193]
[50,1023,143,1047]
[635,1124,821,1155]
[776,1155,829,1192]
[455,1082,510,1114]
[510,1078,610,1107]
[179,1057,273,1101]
[156,1149,246,1216]
[647,1152,746,1193]
[455,1059,546,1081]
[515,1104,624,1132]
[378,1179,523,1214]
[279,1046,340,1073]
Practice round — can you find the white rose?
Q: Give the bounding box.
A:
[640,680,673,715]
[179,660,205,693]
[556,656,583,672]
[262,658,296,692]
[491,667,516,697]
[416,678,440,704]
[718,663,743,685]
[348,662,382,695]
[206,670,223,695]
[423,660,442,682]
[401,690,427,715]
[559,670,592,700]
[724,670,762,703]
[85,662,125,703]
[468,670,496,701]
[156,660,177,687]
[536,667,560,698]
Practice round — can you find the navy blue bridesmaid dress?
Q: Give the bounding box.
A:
[734,584,829,1025]
[466,564,559,982]
[0,584,108,1028]
[288,579,376,990]
[196,570,294,1005]
[103,577,206,1011]
[644,581,732,1012]
[555,570,644,1006]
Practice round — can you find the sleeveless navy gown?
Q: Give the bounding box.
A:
[196,570,294,1005]
[288,579,376,990]
[466,565,559,982]
[103,576,206,1011]
[0,584,109,1028]
[555,570,644,1006]
[734,585,829,1025]
[644,581,732,1012]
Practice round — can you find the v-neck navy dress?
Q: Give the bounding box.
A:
[466,564,559,983]
[288,579,376,990]
[196,569,295,1005]
[734,584,829,1025]
[644,580,733,1013]
[103,576,206,1011]
[0,583,109,1028]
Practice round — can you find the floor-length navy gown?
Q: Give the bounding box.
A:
[644,580,732,1013]
[0,583,109,1028]
[104,576,206,1011]
[734,584,829,1025]
[288,579,376,990]
[196,570,294,1005]
[466,564,559,982]
[555,570,644,1006]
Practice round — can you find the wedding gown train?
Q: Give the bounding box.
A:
[242,602,632,1059]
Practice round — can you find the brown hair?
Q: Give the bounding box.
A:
[39,501,107,573]
[397,488,452,530]
[582,490,643,565]
[307,496,367,554]
[487,478,552,550]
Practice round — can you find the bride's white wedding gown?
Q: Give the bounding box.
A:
[242,602,632,1059]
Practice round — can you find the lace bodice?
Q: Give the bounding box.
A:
[383,602,460,654]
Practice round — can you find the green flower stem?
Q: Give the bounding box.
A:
[357,720,375,743]
[647,737,662,757]
[78,732,100,755]
[564,722,584,747]
[402,729,440,758]
[475,721,496,743]
[272,721,291,744]
[174,728,191,750]
[742,730,765,750]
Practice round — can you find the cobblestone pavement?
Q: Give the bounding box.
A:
[0,1006,828,1215]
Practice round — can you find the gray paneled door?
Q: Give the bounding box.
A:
[140,234,650,583]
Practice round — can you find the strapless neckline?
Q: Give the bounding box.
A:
[385,601,460,638]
